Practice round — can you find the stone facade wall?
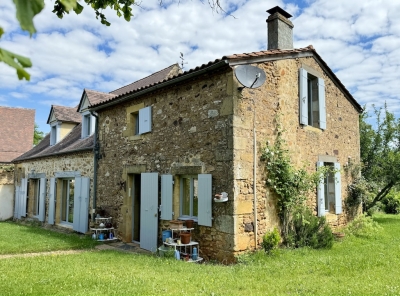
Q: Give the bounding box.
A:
[96,68,238,262]
[233,57,360,253]
[14,151,94,224]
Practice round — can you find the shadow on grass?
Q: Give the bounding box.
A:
[373,215,400,225]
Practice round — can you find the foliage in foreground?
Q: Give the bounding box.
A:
[262,228,280,253]
[344,214,382,237]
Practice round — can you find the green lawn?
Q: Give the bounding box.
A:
[1,215,400,295]
[0,221,98,254]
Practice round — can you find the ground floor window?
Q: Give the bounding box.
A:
[317,162,342,216]
[180,175,198,219]
[324,163,335,213]
[61,179,74,224]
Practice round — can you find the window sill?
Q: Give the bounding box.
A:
[128,134,145,141]
[303,125,323,134]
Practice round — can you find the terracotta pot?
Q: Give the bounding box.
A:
[180,232,191,244]
[185,220,194,229]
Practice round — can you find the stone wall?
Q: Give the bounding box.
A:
[14,151,94,224]
[233,57,360,253]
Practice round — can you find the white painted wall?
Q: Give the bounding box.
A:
[0,185,14,221]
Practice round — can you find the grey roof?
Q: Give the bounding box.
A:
[77,89,116,112]
[13,123,93,162]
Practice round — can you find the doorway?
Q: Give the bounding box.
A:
[128,174,141,243]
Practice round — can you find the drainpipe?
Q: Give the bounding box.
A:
[90,111,99,222]
[253,98,258,249]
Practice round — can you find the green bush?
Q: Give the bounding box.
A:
[382,192,400,214]
[262,228,280,253]
[345,214,382,237]
[286,207,334,249]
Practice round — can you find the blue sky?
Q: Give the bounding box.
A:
[1,0,400,133]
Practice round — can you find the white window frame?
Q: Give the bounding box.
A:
[60,178,75,225]
[299,68,326,130]
[179,175,198,220]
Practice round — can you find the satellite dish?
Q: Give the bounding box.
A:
[234,65,266,88]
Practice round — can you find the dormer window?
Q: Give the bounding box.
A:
[81,111,95,138]
[50,123,59,145]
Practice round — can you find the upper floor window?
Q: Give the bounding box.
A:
[81,112,94,138]
[50,123,59,145]
[124,103,152,139]
[299,67,326,130]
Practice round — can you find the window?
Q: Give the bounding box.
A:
[81,113,94,138]
[317,162,341,216]
[32,179,41,217]
[180,175,199,218]
[61,179,75,224]
[27,176,46,221]
[299,68,326,129]
[50,123,59,145]
[124,104,152,139]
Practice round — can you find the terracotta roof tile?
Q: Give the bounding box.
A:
[0,106,35,163]
[48,105,81,124]
[84,89,116,106]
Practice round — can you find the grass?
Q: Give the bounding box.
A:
[1,214,400,295]
[0,221,98,254]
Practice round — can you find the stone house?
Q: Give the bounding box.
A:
[11,65,181,233]
[88,6,362,262]
[0,106,34,221]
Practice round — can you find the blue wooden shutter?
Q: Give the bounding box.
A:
[299,68,308,125]
[334,163,342,214]
[161,174,173,220]
[20,178,27,218]
[198,174,212,227]
[73,177,82,232]
[140,173,159,252]
[14,183,19,219]
[317,162,325,217]
[38,177,46,222]
[139,106,152,134]
[81,116,86,138]
[318,77,326,130]
[79,177,90,233]
[48,178,56,225]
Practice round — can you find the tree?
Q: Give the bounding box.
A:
[360,105,400,211]
[1,0,223,81]
[33,123,44,145]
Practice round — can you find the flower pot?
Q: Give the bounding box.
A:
[185,219,194,229]
[180,232,191,244]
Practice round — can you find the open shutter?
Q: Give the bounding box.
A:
[334,163,342,214]
[198,174,212,227]
[140,173,159,252]
[138,106,152,134]
[79,177,90,233]
[161,175,173,220]
[14,183,19,219]
[20,178,27,218]
[90,114,96,135]
[38,178,46,222]
[73,177,82,232]
[299,68,308,125]
[317,162,325,217]
[318,77,326,130]
[48,178,56,225]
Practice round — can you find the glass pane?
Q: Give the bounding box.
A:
[61,180,68,221]
[68,180,75,223]
[193,179,198,217]
[182,178,191,216]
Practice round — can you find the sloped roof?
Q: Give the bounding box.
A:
[13,123,93,162]
[110,64,182,96]
[47,105,81,124]
[91,46,362,112]
[77,89,116,112]
[0,106,35,163]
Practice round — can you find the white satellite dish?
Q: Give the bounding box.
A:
[234,65,266,88]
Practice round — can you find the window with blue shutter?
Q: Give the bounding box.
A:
[48,178,56,225]
[139,106,152,134]
[299,68,326,130]
[38,177,46,222]
[73,177,90,233]
[334,163,342,214]
[317,162,342,216]
[317,162,325,217]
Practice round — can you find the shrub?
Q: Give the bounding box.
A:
[286,207,334,249]
[345,214,382,237]
[382,191,400,214]
[262,228,280,253]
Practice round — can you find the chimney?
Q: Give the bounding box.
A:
[266,6,294,50]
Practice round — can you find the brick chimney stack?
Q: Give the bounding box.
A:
[266,6,294,50]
